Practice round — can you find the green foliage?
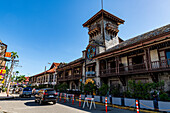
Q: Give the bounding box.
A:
[11,51,19,59]
[123,90,131,98]
[39,84,48,88]
[110,84,121,97]
[15,75,26,83]
[55,83,68,92]
[99,83,109,96]
[159,92,169,101]
[5,66,10,74]
[84,82,97,95]
[16,71,19,74]
[128,80,166,100]
[80,82,84,93]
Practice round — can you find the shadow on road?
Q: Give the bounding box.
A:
[24,101,54,106]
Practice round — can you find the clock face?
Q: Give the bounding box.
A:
[86,45,96,60]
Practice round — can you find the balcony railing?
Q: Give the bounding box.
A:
[100,59,170,77]
[58,75,81,81]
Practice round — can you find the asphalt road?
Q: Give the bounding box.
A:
[0,97,140,113]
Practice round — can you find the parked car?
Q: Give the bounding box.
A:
[35,88,57,105]
[32,88,40,95]
[19,87,32,97]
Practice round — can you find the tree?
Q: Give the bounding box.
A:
[84,82,97,95]
[6,51,19,96]
[16,75,26,83]
[99,83,109,96]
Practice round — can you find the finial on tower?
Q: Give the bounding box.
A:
[101,0,103,9]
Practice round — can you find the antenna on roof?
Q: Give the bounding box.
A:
[101,0,106,50]
[101,0,103,9]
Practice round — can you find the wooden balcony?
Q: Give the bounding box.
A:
[67,75,81,81]
[100,59,170,77]
[57,77,66,82]
[58,75,81,82]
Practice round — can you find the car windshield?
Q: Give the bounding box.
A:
[45,89,56,94]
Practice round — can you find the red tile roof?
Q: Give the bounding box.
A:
[33,62,60,77]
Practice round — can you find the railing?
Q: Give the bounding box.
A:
[100,68,116,77]
[100,59,170,77]
[58,75,81,81]
[58,77,66,81]
[119,63,147,74]
[151,59,170,69]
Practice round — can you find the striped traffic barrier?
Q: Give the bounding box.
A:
[64,93,66,103]
[83,97,96,110]
[72,94,74,104]
[56,92,58,102]
[79,95,81,107]
[105,97,107,113]
[136,100,139,113]
[59,93,62,102]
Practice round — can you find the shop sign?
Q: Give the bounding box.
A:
[0,70,6,74]
[5,52,11,57]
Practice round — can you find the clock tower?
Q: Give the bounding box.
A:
[82,9,125,86]
[83,9,125,55]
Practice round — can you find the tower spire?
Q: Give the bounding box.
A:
[101,0,106,50]
[101,0,103,9]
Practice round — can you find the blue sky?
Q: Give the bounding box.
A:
[0,0,170,76]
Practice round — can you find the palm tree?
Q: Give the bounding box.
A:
[15,75,26,83]
[6,51,19,96]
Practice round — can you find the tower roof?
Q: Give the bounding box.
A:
[83,9,125,27]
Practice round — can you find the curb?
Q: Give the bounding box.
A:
[0,95,20,100]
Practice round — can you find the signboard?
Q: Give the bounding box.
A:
[2,79,5,83]
[5,52,11,57]
[0,70,6,74]
[86,71,95,75]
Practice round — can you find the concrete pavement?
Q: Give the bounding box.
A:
[0,92,19,100]
[0,97,142,113]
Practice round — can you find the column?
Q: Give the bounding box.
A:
[95,59,101,88]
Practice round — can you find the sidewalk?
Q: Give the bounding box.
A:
[0,92,19,100]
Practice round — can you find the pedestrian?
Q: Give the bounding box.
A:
[0,87,2,93]
[153,91,159,111]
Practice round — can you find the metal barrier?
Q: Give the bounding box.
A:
[83,97,96,110]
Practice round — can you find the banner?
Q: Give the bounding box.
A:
[0,70,6,74]
[2,79,5,83]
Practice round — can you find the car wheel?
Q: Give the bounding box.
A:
[53,101,56,104]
